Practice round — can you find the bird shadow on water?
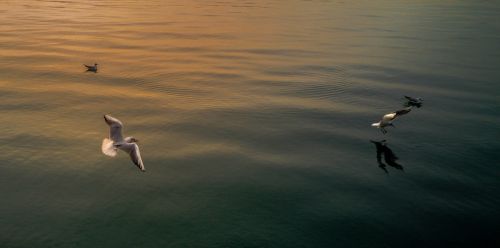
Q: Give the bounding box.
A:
[370,140,404,174]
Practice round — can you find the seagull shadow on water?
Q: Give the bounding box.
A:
[370,140,404,173]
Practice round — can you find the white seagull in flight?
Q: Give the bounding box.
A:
[102,114,145,172]
[371,107,412,134]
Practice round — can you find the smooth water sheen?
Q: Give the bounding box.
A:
[1,1,499,247]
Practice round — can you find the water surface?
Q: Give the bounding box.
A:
[1,0,499,247]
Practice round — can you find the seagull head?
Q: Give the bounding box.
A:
[103,115,112,125]
[126,137,139,143]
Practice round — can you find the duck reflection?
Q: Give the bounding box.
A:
[370,140,404,173]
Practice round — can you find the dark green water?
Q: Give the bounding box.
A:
[1,0,499,247]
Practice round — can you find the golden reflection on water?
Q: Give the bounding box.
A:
[0,3,357,101]
[1,0,489,169]
[0,0,427,171]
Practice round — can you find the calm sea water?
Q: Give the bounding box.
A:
[1,0,499,247]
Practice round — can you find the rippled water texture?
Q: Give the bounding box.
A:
[1,1,499,247]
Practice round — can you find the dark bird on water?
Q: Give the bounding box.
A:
[404,95,423,108]
[84,63,98,72]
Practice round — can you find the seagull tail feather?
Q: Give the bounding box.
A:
[371,122,380,127]
[102,138,117,157]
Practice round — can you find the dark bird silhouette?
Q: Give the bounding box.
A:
[404,95,423,108]
[370,140,404,173]
[84,63,98,72]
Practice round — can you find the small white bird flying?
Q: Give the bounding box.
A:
[371,107,412,134]
[84,63,98,72]
[102,114,145,172]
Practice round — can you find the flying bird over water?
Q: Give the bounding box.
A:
[84,63,98,72]
[102,114,145,172]
[404,95,423,108]
[371,107,412,134]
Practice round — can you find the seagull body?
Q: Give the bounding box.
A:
[404,95,423,107]
[102,114,145,172]
[371,107,412,134]
[84,63,98,72]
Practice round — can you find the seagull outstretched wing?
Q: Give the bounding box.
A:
[117,143,145,172]
[395,107,412,117]
[104,115,124,142]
